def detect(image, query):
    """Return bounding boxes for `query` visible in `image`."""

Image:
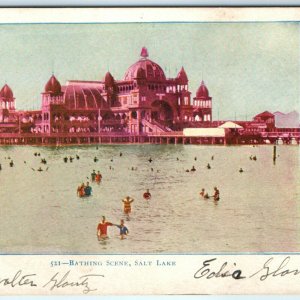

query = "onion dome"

[0,84,13,99]
[196,80,209,98]
[104,72,115,86]
[176,67,188,84]
[124,47,166,81]
[44,75,62,95]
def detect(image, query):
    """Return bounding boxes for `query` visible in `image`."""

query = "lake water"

[0,144,299,254]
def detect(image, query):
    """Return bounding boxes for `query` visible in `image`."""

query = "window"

[184,96,188,105]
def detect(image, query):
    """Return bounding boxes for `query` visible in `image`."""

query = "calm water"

[0,144,299,254]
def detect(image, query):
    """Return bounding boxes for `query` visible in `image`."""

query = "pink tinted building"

[0,47,298,145]
[0,47,212,137]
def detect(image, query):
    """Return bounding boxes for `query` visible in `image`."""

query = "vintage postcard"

[0,7,299,295]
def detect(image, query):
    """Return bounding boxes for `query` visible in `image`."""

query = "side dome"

[124,47,166,81]
[0,84,14,99]
[176,67,188,84]
[196,80,209,98]
[104,72,115,86]
[45,75,62,95]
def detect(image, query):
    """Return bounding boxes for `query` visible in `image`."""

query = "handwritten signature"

[249,256,300,281]
[194,256,300,281]
[0,270,104,294]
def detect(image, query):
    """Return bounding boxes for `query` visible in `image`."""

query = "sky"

[0,22,298,120]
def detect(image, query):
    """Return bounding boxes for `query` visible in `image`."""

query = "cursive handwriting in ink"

[43,270,104,294]
[194,258,245,280]
[0,270,37,287]
[250,256,300,281]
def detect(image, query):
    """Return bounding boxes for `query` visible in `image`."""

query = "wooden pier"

[0,131,299,146]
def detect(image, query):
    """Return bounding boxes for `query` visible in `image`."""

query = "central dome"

[124,47,166,81]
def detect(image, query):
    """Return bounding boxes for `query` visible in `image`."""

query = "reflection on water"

[0,144,299,254]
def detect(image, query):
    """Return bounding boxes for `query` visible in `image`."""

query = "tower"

[193,80,212,122]
[0,84,15,122]
[41,74,63,133]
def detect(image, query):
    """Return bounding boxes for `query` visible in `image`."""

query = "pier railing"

[0,132,144,138]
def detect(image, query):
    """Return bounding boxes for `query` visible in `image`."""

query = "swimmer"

[77,183,85,198]
[63,157,68,163]
[200,188,209,199]
[95,171,102,183]
[116,219,129,240]
[199,188,205,198]
[122,196,134,215]
[97,216,114,240]
[120,152,123,157]
[91,170,97,181]
[213,187,220,201]
[84,182,92,196]
[143,189,152,200]
[76,155,80,160]
[194,157,197,161]
[69,157,73,163]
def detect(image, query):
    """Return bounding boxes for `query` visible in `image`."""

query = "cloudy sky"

[0,22,298,120]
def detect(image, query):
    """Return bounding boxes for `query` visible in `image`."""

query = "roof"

[63,84,107,110]
[176,67,188,84]
[0,84,14,99]
[254,111,274,118]
[104,72,115,86]
[274,110,300,128]
[196,80,209,99]
[183,128,225,137]
[45,75,61,95]
[218,121,243,129]
[124,48,166,81]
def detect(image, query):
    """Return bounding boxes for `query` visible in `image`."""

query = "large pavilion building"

[0,47,298,145]
[0,47,212,137]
